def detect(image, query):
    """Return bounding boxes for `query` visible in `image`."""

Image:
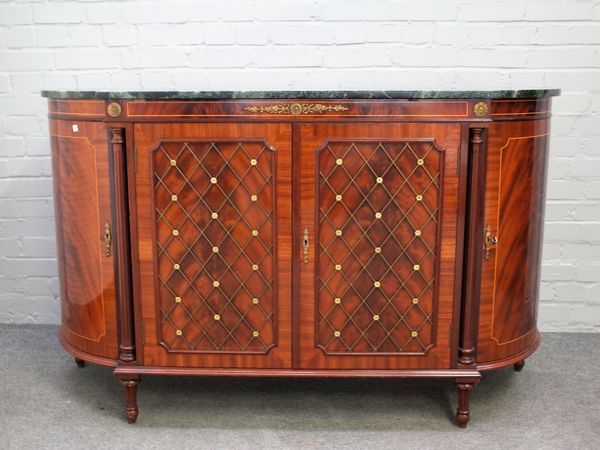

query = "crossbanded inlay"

[153,141,274,352]
[318,141,440,354]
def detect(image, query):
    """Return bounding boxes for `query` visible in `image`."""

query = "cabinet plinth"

[44,91,558,426]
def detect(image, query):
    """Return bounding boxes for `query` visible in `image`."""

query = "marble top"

[41,89,560,100]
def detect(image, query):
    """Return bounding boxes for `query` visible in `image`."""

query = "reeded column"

[110,127,135,363]
[458,127,487,367]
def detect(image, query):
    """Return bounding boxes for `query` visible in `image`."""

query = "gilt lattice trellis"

[153,141,275,352]
[317,140,441,354]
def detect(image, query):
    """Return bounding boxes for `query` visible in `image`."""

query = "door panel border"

[132,122,293,368]
[294,123,464,370]
[149,138,279,356]
[312,138,446,357]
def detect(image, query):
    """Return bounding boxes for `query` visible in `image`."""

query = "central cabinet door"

[133,123,292,368]
[296,123,462,369]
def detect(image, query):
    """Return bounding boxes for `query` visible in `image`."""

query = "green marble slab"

[41,90,560,100]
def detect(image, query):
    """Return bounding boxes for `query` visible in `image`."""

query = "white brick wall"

[0,0,599,331]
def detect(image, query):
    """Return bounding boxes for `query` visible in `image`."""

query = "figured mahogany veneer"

[50,120,119,360]
[476,120,549,365]
[297,124,461,370]
[134,123,293,369]
[45,94,556,427]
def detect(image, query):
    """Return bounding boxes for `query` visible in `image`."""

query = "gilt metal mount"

[244,103,349,115]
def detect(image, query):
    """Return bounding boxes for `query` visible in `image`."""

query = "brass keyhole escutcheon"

[104,222,112,257]
[484,224,497,260]
[302,227,310,263]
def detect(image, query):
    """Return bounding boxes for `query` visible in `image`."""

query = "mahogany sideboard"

[42,89,560,427]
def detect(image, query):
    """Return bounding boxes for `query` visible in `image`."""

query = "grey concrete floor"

[0,325,598,450]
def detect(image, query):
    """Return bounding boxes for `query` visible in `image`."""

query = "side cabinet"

[50,119,119,361]
[296,123,464,369]
[131,123,293,368]
[43,92,558,426]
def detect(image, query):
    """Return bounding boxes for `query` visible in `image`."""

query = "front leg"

[514,359,525,372]
[455,382,475,428]
[117,376,140,423]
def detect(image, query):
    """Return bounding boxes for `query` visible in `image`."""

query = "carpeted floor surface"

[0,325,598,449]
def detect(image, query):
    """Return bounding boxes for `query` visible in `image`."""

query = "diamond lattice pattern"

[318,141,440,353]
[153,141,274,352]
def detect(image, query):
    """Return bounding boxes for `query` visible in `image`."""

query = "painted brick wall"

[0,0,599,330]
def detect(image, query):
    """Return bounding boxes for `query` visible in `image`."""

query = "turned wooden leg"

[455,382,475,428]
[514,359,525,372]
[74,357,85,368]
[118,376,140,423]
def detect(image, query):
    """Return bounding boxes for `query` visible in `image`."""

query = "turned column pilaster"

[109,127,135,363]
[458,127,488,367]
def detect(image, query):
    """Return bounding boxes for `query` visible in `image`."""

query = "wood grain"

[132,123,293,368]
[47,98,552,123]
[109,127,136,363]
[458,127,487,367]
[296,123,463,370]
[476,119,549,364]
[50,119,118,360]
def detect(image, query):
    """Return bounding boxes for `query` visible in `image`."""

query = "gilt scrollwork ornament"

[244,103,349,115]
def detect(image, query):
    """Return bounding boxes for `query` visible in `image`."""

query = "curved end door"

[477,119,549,364]
[50,119,118,360]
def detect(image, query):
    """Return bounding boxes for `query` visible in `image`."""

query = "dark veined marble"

[41,89,560,100]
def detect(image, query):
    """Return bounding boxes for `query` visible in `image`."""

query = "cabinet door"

[297,123,462,369]
[133,123,292,368]
[476,119,549,364]
[50,119,118,360]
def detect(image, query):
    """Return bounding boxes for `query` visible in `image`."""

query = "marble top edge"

[41,89,561,100]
